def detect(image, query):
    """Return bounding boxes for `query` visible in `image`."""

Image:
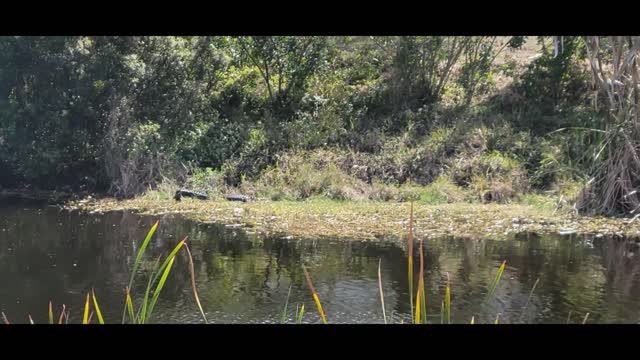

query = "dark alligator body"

[225,194,254,202]
[174,189,209,201]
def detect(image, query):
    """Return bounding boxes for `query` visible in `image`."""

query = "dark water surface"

[2,202,640,324]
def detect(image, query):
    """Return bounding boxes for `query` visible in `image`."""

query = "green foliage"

[0,36,229,194]
[507,36,592,133]
[451,150,529,203]
[457,37,499,106]
[389,37,468,111]
[417,176,466,204]
[235,36,328,119]
[126,123,163,157]
[185,167,224,193]
[0,36,607,205]
[254,152,368,201]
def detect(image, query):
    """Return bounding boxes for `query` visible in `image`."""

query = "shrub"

[452,150,529,203]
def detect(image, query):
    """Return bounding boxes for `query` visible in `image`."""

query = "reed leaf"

[146,255,177,322]
[48,301,53,325]
[418,239,426,324]
[184,243,208,324]
[445,272,451,324]
[126,287,135,324]
[122,220,159,323]
[303,265,327,324]
[519,278,540,321]
[485,260,507,302]
[128,221,159,289]
[83,292,90,324]
[92,288,105,324]
[58,304,66,325]
[378,258,387,324]
[281,284,293,324]
[408,202,414,318]
[149,238,187,288]
[138,266,156,323]
[415,283,422,325]
[140,237,187,319]
[297,304,305,324]
[138,256,162,324]
[420,277,426,324]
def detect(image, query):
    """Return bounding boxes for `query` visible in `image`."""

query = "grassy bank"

[67,194,640,241]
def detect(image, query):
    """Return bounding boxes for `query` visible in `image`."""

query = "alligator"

[174,189,209,201]
[225,194,255,202]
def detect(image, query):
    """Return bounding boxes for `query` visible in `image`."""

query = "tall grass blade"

[408,202,414,319]
[28,314,34,324]
[494,313,500,324]
[92,288,105,324]
[566,310,572,324]
[129,220,159,289]
[408,256,414,322]
[378,258,387,324]
[122,220,159,323]
[418,239,426,324]
[582,313,590,324]
[1,312,9,324]
[519,278,540,321]
[445,272,451,324]
[421,284,426,324]
[138,236,185,324]
[485,260,507,302]
[125,287,135,324]
[83,292,90,324]
[88,311,94,324]
[302,265,327,324]
[184,243,208,324]
[440,301,444,324]
[139,256,162,324]
[58,304,66,324]
[297,304,304,324]
[415,284,422,325]
[281,284,293,324]
[470,316,474,324]
[149,238,187,289]
[48,301,53,324]
[146,255,177,322]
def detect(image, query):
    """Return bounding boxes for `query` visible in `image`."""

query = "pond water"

[2,201,640,324]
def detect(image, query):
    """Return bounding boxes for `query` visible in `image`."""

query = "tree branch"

[238,37,274,102]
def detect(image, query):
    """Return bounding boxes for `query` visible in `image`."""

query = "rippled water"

[1,201,640,324]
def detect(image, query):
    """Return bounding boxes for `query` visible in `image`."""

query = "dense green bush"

[0,36,606,204]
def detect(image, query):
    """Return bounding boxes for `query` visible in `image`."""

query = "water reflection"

[1,203,640,323]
